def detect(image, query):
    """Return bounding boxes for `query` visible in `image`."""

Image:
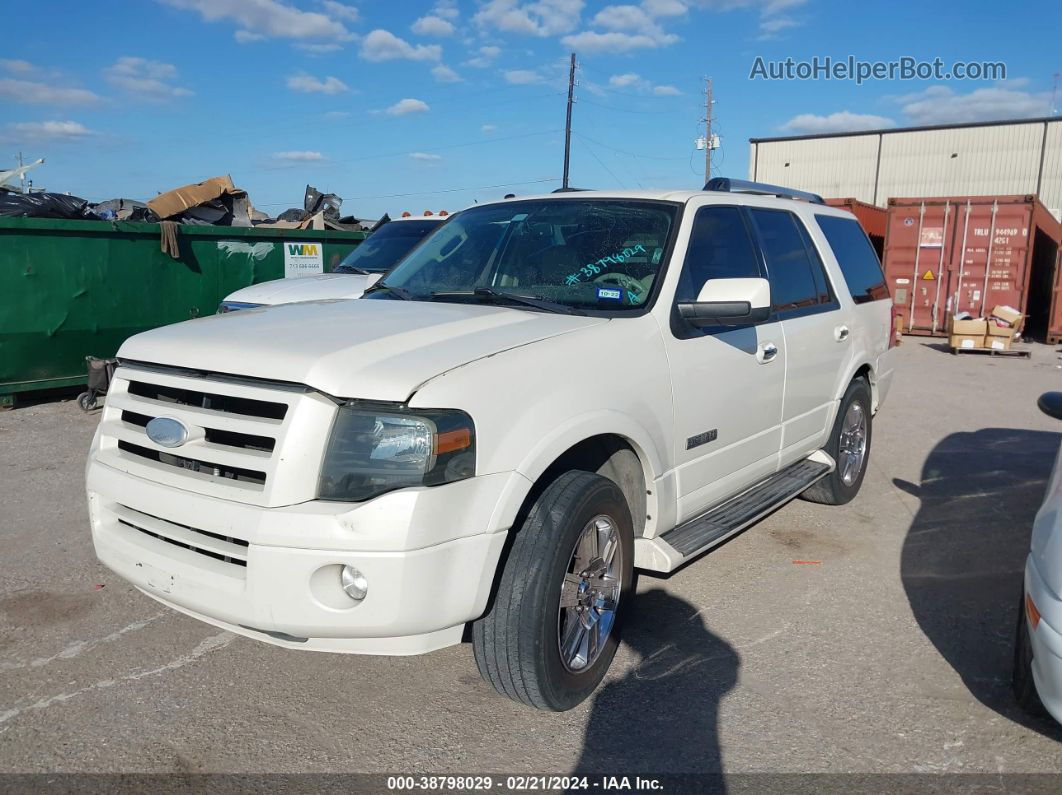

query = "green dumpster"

[0,217,365,408]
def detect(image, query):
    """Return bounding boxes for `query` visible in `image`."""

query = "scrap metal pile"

[0,175,366,231]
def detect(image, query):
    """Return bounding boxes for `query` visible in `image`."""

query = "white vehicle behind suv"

[87,179,895,710]
[217,215,445,312]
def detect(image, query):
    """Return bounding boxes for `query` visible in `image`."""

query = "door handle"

[758,342,778,363]
[834,325,850,342]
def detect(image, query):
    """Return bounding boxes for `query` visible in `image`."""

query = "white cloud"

[383,98,430,116]
[286,73,350,94]
[412,15,455,36]
[431,64,462,83]
[359,29,441,61]
[895,85,1052,125]
[0,59,35,74]
[409,151,443,162]
[234,29,266,42]
[505,69,543,85]
[606,72,682,95]
[609,72,643,88]
[642,0,688,16]
[433,0,460,19]
[482,123,498,133]
[592,4,657,31]
[474,0,584,37]
[561,29,677,52]
[104,57,193,100]
[0,78,100,106]
[7,120,95,140]
[296,42,344,53]
[272,150,326,162]
[757,15,798,38]
[159,0,351,40]
[781,111,895,134]
[464,45,501,68]
[320,0,359,22]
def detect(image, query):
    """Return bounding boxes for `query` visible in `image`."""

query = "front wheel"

[801,377,872,505]
[472,470,635,711]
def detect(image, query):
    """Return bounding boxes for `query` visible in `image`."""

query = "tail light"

[889,311,900,348]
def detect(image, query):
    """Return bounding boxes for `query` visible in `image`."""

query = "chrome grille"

[95,364,337,507]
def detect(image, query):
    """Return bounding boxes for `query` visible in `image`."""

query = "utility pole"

[703,77,713,183]
[562,52,577,190]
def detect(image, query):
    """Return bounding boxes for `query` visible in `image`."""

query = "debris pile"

[0,173,367,230]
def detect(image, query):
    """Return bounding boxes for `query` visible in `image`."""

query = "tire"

[77,392,97,412]
[472,470,635,711]
[1013,591,1049,717]
[801,377,872,506]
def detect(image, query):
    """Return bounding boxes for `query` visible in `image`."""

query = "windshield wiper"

[362,283,415,300]
[431,287,585,315]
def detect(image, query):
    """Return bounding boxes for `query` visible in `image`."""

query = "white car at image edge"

[217,215,445,312]
[1015,390,1062,726]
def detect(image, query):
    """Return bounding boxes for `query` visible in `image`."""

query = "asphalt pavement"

[2,338,1061,777]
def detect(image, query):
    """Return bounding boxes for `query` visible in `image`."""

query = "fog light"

[340,565,369,602]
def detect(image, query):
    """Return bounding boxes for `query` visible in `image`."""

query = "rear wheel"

[472,470,635,711]
[801,377,872,505]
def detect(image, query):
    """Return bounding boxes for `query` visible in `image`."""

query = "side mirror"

[677,277,771,328]
[1038,392,1062,421]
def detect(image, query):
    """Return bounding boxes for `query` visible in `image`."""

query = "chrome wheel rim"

[557,515,622,673]
[838,401,867,486]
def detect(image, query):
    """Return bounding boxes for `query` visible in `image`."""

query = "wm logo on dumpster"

[287,243,319,256]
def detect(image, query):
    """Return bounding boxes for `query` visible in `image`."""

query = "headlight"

[217,301,264,314]
[318,405,475,502]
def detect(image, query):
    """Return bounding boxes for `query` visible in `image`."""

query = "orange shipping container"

[883,195,1061,339]
[825,198,887,261]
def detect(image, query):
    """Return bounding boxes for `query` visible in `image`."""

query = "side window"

[795,218,834,304]
[749,208,820,313]
[674,206,762,302]
[815,214,888,304]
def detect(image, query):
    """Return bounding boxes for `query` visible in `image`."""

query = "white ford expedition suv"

[87,179,895,710]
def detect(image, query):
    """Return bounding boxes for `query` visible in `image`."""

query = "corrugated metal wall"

[749,119,1062,219]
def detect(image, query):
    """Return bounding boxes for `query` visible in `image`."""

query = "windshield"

[334,219,441,274]
[369,199,678,312]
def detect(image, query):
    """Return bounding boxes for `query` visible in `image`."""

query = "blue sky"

[3,0,1059,218]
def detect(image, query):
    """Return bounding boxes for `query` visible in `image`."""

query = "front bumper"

[1024,555,1062,724]
[88,458,518,655]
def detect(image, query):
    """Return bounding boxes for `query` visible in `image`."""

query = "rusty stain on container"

[882,195,1061,339]
[825,198,887,261]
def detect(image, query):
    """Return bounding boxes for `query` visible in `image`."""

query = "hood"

[224,273,381,305]
[119,299,607,402]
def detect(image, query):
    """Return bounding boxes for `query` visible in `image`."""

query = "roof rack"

[704,177,824,205]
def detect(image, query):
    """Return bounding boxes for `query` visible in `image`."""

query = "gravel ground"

[1,338,1061,778]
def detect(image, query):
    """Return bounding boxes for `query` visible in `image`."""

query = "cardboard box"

[950,334,984,350]
[949,317,988,336]
[147,175,240,219]
[986,319,1016,338]
[990,305,1023,327]
[984,334,1013,351]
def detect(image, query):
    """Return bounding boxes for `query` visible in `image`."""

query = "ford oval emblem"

[145,417,188,448]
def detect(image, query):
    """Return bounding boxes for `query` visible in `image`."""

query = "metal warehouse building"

[748,116,1062,219]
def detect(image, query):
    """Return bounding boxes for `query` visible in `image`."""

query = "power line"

[311,176,561,202]
[572,131,690,162]
[574,135,625,189]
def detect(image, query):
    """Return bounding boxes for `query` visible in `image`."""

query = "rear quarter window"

[815,214,888,304]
